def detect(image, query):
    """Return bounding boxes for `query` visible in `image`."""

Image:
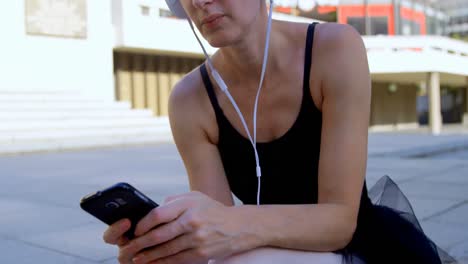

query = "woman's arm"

[168,69,234,206]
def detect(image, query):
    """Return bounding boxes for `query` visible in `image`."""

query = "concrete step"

[0,101,131,110]
[0,109,153,120]
[0,91,172,154]
[0,117,169,132]
[0,96,108,102]
[0,132,174,155]
[0,91,125,103]
[0,90,83,96]
[0,123,171,141]
[0,93,108,101]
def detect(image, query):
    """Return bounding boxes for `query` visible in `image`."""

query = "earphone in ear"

[165,0,188,18]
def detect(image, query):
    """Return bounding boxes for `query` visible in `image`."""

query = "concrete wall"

[0,0,115,99]
[370,82,419,127]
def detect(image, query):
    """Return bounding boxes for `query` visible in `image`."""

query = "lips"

[201,14,224,25]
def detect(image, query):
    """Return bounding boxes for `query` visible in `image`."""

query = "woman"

[103,0,457,263]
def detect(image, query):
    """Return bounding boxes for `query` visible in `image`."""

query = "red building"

[338,3,426,35]
[273,0,445,36]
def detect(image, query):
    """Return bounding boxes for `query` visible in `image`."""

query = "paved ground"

[0,131,467,263]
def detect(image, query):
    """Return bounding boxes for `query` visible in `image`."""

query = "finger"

[134,199,189,237]
[117,247,135,264]
[163,191,200,204]
[146,248,209,264]
[117,236,130,247]
[132,234,195,264]
[103,219,131,245]
[163,194,185,204]
[122,220,186,259]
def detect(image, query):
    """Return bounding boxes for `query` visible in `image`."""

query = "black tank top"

[199,22,329,205]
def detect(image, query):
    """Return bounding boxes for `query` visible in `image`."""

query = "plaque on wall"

[25,0,87,38]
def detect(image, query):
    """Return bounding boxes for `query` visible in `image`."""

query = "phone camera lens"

[105,202,120,209]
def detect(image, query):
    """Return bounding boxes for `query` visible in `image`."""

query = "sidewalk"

[0,131,467,263]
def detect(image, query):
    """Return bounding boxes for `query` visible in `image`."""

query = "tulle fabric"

[341,175,458,264]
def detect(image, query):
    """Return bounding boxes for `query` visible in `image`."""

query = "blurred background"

[0,0,468,154]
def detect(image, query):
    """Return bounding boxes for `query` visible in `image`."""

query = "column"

[427,72,442,135]
[146,56,159,116]
[115,53,132,104]
[364,0,371,35]
[464,77,468,124]
[132,54,146,109]
[392,0,400,35]
[158,56,170,116]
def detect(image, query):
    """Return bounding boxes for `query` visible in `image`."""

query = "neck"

[213,16,283,88]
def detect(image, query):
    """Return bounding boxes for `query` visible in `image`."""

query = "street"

[0,132,467,263]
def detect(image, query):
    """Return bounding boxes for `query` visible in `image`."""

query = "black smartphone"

[80,182,159,239]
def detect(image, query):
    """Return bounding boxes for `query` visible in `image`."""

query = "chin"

[206,38,232,48]
[204,34,235,48]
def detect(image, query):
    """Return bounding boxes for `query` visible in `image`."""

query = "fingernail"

[132,256,141,263]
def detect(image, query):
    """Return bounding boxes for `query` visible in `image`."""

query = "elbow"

[333,217,357,251]
[316,214,357,252]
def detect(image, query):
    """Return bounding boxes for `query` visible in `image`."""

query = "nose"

[192,0,214,9]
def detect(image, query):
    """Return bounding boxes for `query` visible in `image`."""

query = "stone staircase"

[0,91,173,155]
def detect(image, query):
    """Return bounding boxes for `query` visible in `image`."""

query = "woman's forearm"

[229,204,357,253]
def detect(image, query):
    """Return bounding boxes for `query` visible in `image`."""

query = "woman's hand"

[117,191,250,264]
[102,218,134,264]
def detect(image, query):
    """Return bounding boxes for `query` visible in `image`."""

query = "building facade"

[0,0,115,99]
[270,0,468,130]
[273,0,449,36]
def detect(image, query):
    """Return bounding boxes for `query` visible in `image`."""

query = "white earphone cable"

[187,0,274,206]
[254,0,274,205]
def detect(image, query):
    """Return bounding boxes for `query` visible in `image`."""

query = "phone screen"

[80,182,159,239]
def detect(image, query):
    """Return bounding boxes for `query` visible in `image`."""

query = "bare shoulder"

[314,22,370,95]
[315,22,365,53]
[169,63,213,115]
[169,66,202,110]
[168,64,212,135]
[315,22,368,70]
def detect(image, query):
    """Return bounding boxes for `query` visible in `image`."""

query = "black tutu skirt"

[339,175,459,264]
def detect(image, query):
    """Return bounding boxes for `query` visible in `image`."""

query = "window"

[159,8,174,18]
[348,17,366,35]
[140,5,150,16]
[348,16,388,35]
[370,17,388,35]
[401,18,414,35]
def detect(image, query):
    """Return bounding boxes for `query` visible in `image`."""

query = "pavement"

[0,129,467,263]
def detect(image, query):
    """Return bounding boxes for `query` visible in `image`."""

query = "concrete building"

[364,34,468,133]
[336,0,448,36]
[273,0,468,133]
